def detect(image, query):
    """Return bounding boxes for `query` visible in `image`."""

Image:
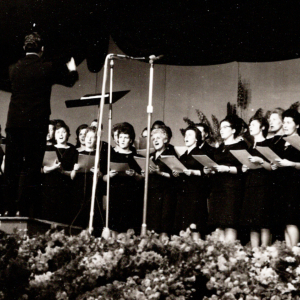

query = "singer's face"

[119,133,131,149]
[113,130,119,146]
[220,121,235,140]
[55,127,68,145]
[47,124,55,141]
[197,126,207,139]
[283,117,299,136]
[249,120,262,137]
[184,130,197,147]
[268,113,282,133]
[151,133,167,151]
[85,131,96,149]
[79,128,87,146]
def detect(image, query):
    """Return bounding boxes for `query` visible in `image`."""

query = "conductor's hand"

[172,170,180,177]
[248,156,263,164]
[126,169,136,176]
[242,165,249,173]
[271,163,278,170]
[67,57,77,71]
[215,165,230,173]
[275,158,295,167]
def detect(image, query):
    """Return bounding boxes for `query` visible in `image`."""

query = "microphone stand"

[141,56,155,236]
[104,59,114,233]
[88,54,111,234]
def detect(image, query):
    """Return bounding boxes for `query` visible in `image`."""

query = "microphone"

[108,54,145,60]
[149,55,164,61]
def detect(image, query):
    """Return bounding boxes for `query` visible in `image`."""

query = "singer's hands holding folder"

[248,156,263,164]
[203,166,214,174]
[274,158,297,168]
[43,159,61,173]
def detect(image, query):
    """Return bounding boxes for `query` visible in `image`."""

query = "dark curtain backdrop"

[1,0,300,85]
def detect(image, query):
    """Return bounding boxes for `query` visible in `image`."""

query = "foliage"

[2,228,300,299]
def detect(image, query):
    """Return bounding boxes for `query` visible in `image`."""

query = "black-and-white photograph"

[0,1,300,299]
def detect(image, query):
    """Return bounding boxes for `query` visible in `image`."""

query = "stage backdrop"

[1,38,300,146]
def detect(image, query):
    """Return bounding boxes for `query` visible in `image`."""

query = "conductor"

[4,32,79,216]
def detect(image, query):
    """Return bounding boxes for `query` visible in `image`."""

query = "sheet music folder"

[65,90,130,108]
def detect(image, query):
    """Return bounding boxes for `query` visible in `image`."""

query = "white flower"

[285,256,296,263]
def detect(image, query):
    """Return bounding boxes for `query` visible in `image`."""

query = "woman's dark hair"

[75,124,88,148]
[24,32,43,53]
[182,126,203,147]
[141,127,148,137]
[112,123,121,137]
[220,115,243,139]
[151,120,165,130]
[118,123,136,145]
[55,120,70,140]
[249,116,269,138]
[282,109,300,132]
[194,122,210,140]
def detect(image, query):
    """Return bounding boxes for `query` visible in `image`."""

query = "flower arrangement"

[1,228,300,299]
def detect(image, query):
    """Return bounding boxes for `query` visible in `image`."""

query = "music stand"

[65,90,130,108]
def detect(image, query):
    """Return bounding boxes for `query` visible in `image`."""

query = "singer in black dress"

[73,127,107,231]
[104,123,143,234]
[206,115,247,242]
[271,109,300,247]
[240,115,273,247]
[147,126,178,234]
[41,121,77,223]
[174,126,210,236]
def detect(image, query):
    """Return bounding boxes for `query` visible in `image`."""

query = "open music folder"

[134,156,157,171]
[77,154,95,173]
[43,151,58,167]
[283,135,300,151]
[159,155,187,172]
[230,149,262,169]
[192,155,219,169]
[256,146,282,166]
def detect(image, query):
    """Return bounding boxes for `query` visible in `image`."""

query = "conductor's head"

[24,32,43,54]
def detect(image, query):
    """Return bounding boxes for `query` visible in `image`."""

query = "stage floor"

[0,216,82,236]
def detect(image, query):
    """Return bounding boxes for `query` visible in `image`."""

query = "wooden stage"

[0,216,83,236]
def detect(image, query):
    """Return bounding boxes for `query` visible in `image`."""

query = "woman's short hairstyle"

[55,120,70,140]
[112,123,121,137]
[75,124,88,147]
[249,116,269,138]
[151,120,165,130]
[151,126,170,145]
[282,109,300,126]
[220,115,244,139]
[85,126,97,136]
[182,126,203,147]
[270,108,285,120]
[118,123,136,145]
[194,123,210,140]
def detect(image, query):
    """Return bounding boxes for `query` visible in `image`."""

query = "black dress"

[72,149,106,231]
[147,146,178,234]
[174,147,209,235]
[208,140,248,228]
[40,145,78,224]
[240,139,272,229]
[271,136,300,229]
[107,149,143,233]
